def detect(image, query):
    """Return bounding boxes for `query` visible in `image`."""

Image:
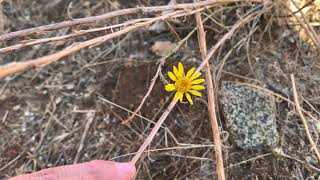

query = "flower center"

[175,77,191,93]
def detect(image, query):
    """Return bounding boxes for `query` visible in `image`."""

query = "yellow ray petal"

[186,93,193,105]
[186,67,195,78]
[179,93,184,103]
[191,79,205,85]
[174,91,182,101]
[168,71,177,81]
[188,90,202,97]
[191,85,205,90]
[178,63,184,77]
[173,65,180,77]
[190,72,202,80]
[165,84,176,91]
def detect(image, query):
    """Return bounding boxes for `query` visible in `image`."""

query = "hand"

[10,160,136,180]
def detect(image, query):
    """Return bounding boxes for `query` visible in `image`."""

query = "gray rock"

[219,82,279,149]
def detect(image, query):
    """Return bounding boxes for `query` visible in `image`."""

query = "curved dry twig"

[0,18,151,53]
[0,0,261,42]
[0,9,203,78]
[131,99,178,164]
[291,74,320,162]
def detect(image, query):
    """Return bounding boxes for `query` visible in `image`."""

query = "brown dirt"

[1,0,320,179]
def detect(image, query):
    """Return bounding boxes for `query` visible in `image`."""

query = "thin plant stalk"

[195,11,225,180]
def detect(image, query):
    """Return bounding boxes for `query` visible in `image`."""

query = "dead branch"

[131,100,178,164]
[284,1,320,49]
[290,74,320,162]
[0,152,25,172]
[0,0,261,42]
[195,10,225,180]
[195,4,268,73]
[0,9,201,78]
[74,112,95,164]
[0,18,151,53]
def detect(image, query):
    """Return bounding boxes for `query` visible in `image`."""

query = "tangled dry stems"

[1,0,320,179]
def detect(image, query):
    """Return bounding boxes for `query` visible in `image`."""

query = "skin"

[9,160,136,180]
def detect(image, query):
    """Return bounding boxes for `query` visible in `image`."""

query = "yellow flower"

[165,63,205,105]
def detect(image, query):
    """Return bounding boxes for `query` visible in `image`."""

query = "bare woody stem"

[131,100,178,164]
[0,1,264,78]
[195,11,225,180]
[290,74,320,162]
[0,18,150,53]
[0,9,202,78]
[0,0,261,42]
[194,3,272,74]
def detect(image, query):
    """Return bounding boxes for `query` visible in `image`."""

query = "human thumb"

[10,160,136,180]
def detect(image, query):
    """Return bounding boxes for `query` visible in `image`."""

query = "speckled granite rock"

[220,82,279,149]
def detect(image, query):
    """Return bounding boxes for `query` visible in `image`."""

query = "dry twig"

[0,18,150,53]
[284,1,320,49]
[0,1,264,78]
[235,82,319,124]
[195,9,262,73]
[111,144,215,160]
[290,74,320,162]
[74,112,95,164]
[0,152,25,172]
[0,0,261,42]
[280,151,320,172]
[195,10,225,180]
[0,9,201,78]
[131,100,178,164]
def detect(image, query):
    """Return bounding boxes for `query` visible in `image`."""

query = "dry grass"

[0,0,319,179]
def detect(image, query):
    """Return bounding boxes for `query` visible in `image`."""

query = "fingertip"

[10,160,136,180]
[89,160,136,179]
[115,162,136,177]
